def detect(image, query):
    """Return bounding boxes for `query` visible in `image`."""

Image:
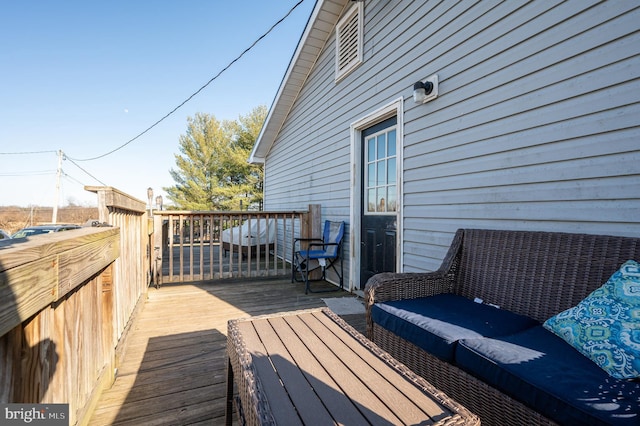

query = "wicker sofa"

[365,228,640,426]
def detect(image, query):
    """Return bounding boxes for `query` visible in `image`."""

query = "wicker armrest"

[364,229,464,339]
[364,270,454,340]
[365,229,463,306]
[364,270,453,305]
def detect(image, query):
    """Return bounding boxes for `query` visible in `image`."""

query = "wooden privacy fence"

[152,205,321,285]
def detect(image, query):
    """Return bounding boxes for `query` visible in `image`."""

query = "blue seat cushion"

[456,326,640,425]
[370,294,539,362]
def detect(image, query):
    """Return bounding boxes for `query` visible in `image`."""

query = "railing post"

[304,204,322,280]
[153,214,164,288]
[304,204,322,240]
[85,185,148,340]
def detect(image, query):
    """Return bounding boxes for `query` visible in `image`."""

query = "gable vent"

[335,2,363,82]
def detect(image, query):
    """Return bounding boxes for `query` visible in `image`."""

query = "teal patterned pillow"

[543,259,640,379]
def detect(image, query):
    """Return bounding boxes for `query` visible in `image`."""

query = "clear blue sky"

[0,0,315,208]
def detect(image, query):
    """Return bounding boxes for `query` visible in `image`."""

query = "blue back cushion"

[370,294,538,362]
[323,221,344,257]
[456,326,640,425]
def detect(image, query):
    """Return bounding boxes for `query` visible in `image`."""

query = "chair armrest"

[293,237,323,251]
[307,242,338,250]
[364,270,454,306]
[300,242,339,260]
[364,229,465,338]
[364,270,455,340]
[294,237,323,243]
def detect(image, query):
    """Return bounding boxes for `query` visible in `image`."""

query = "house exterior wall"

[262,0,640,288]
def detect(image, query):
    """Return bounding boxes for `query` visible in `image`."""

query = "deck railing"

[87,186,150,338]
[152,205,321,285]
[0,228,121,425]
[0,186,150,425]
[0,187,150,425]
[0,185,321,424]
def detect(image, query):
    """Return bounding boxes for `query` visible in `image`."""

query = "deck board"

[88,278,365,425]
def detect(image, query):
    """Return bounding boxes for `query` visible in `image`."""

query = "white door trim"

[349,97,404,294]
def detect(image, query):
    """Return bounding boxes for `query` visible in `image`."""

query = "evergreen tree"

[165,106,266,210]
[227,105,266,209]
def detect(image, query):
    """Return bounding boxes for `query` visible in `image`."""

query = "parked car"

[11,224,81,238]
[0,230,11,240]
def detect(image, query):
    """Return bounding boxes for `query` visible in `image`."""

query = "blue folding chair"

[291,220,345,294]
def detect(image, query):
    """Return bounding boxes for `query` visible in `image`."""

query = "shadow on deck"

[89,278,365,425]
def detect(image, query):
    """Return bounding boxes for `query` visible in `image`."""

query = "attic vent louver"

[335,2,363,82]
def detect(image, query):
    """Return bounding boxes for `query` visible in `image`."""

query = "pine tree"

[164,106,266,210]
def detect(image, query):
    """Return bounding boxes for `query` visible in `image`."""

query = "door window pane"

[377,135,386,159]
[368,163,375,187]
[387,159,396,184]
[376,161,386,186]
[377,188,386,212]
[388,130,396,156]
[367,188,376,212]
[387,185,397,212]
[367,138,375,162]
[364,125,397,215]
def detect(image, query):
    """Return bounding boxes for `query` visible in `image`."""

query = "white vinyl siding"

[260,0,640,285]
[401,0,640,272]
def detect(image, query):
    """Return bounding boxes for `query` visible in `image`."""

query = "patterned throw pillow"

[543,259,640,379]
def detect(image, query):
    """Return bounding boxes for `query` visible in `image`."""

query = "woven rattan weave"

[365,228,640,426]
[226,308,480,425]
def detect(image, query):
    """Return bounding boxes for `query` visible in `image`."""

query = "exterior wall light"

[413,74,439,104]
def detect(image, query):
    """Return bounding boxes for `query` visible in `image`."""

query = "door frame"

[349,97,404,294]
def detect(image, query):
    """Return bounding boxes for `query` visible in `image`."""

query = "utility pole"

[52,150,63,224]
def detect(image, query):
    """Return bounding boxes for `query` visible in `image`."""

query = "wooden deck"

[88,278,365,425]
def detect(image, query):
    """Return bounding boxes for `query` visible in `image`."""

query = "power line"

[0,150,57,155]
[0,148,106,192]
[65,155,107,185]
[69,0,306,162]
[62,172,86,187]
[0,170,56,177]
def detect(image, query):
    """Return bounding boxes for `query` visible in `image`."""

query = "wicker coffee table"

[226,308,479,425]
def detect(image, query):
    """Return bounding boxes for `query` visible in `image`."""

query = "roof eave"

[249,0,349,164]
